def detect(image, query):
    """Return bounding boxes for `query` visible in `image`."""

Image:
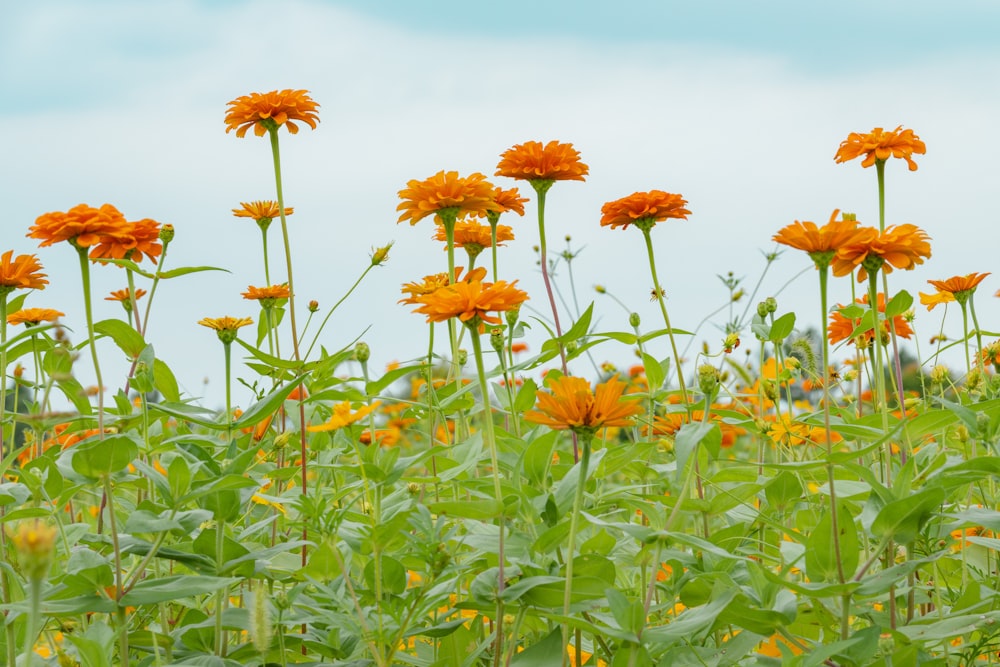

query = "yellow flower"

[198,316,253,344]
[307,401,381,432]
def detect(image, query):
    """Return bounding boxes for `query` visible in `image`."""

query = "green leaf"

[71,435,139,479]
[363,555,406,595]
[642,351,666,392]
[68,621,115,667]
[674,422,719,482]
[768,311,797,342]
[514,378,538,414]
[521,430,557,488]
[153,358,180,402]
[509,628,564,667]
[427,499,503,520]
[93,318,146,359]
[871,487,945,544]
[558,302,594,343]
[156,265,230,279]
[231,378,306,429]
[805,502,859,582]
[120,575,237,606]
[884,289,913,318]
[765,471,803,510]
[366,362,425,396]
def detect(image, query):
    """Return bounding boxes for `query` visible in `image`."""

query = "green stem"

[532,183,568,373]
[469,329,505,665]
[104,474,129,661]
[561,433,592,667]
[140,239,171,338]
[260,225,272,287]
[959,301,972,375]
[214,520,227,656]
[969,295,985,375]
[24,576,42,667]
[876,160,886,233]
[866,273,891,484]
[303,264,375,361]
[77,246,106,435]
[641,228,689,410]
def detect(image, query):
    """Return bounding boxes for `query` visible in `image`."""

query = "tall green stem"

[532,183,568,372]
[866,273,891,484]
[641,228,689,410]
[77,247,105,435]
[876,160,886,232]
[561,432,592,667]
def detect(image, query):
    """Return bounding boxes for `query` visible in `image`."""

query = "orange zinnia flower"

[6,308,64,326]
[828,293,913,345]
[830,224,931,281]
[106,288,147,302]
[397,171,500,225]
[413,274,528,325]
[242,284,291,301]
[926,272,990,305]
[398,269,464,305]
[434,220,514,249]
[0,251,48,292]
[491,187,529,218]
[772,210,868,269]
[307,401,381,432]
[495,140,589,182]
[834,125,926,171]
[28,203,130,248]
[600,190,690,231]
[89,218,163,265]
[524,374,643,435]
[233,201,293,223]
[225,89,320,137]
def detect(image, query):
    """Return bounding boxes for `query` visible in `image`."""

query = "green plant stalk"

[359,358,386,646]
[489,220,500,281]
[23,574,42,667]
[140,238,172,336]
[303,263,375,360]
[77,246,106,436]
[1,297,18,667]
[104,474,129,661]
[561,431,592,667]
[260,225,272,287]
[866,273,891,481]
[876,160,886,232]
[969,294,985,375]
[531,182,568,373]
[641,228,690,411]
[214,520,227,656]
[468,329,506,666]
[959,300,972,374]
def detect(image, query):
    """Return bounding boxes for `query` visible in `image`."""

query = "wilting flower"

[28,203,130,248]
[495,140,589,182]
[0,250,48,293]
[225,89,320,137]
[198,316,253,344]
[435,220,514,250]
[524,374,643,435]
[925,272,990,305]
[829,293,913,345]
[834,125,926,171]
[233,201,293,226]
[772,210,868,270]
[830,224,931,281]
[242,284,291,302]
[919,290,955,311]
[600,190,691,231]
[7,308,64,326]
[397,171,500,225]
[306,401,381,432]
[412,273,528,325]
[89,218,163,265]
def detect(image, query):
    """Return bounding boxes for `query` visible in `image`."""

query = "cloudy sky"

[5,0,999,409]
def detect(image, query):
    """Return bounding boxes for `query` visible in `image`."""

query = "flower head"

[233,201,293,227]
[834,125,926,171]
[225,89,320,137]
[495,140,589,182]
[0,251,48,292]
[600,190,690,231]
[772,210,868,270]
[28,203,130,248]
[399,271,453,306]
[6,308,64,326]
[919,290,955,311]
[831,224,931,281]
[412,272,528,325]
[435,220,514,250]
[491,187,529,218]
[397,171,500,225]
[926,272,990,306]
[89,217,163,265]
[306,401,381,432]
[198,316,253,344]
[829,293,913,346]
[9,520,58,580]
[524,374,643,436]
[242,284,291,303]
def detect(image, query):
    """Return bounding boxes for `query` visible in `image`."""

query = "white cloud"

[6,0,998,408]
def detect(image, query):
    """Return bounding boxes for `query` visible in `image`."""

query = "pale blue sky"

[5,1,999,407]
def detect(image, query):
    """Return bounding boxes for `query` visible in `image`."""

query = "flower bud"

[490,327,504,354]
[629,312,641,328]
[370,242,393,266]
[10,520,57,580]
[308,299,319,313]
[456,349,467,367]
[764,297,777,314]
[505,306,520,327]
[594,285,606,294]
[159,223,175,243]
[354,342,370,363]
[697,364,720,397]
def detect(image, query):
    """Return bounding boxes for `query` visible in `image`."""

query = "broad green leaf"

[871,487,945,544]
[558,302,594,343]
[231,378,306,429]
[769,311,796,342]
[363,555,406,595]
[514,378,538,414]
[674,422,719,482]
[884,289,913,318]
[427,499,502,520]
[642,351,666,392]
[509,628,564,667]
[366,362,425,396]
[765,470,803,510]
[153,357,180,402]
[120,575,237,606]
[805,502,859,582]
[93,318,146,359]
[71,435,139,478]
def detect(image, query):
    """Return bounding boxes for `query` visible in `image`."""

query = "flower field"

[3,90,1000,666]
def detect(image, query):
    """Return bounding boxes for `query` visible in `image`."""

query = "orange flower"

[524,374,643,434]
[434,220,514,249]
[242,284,291,301]
[233,201,293,223]
[88,218,163,265]
[926,272,990,304]
[397,171,500,225]
[495,140,589,182]
[647,410,746,447]
[830,224,931,281]
[0,251,48,292]
[834,125,926,171]
[28,203,130,248]
[412,276,528,325]
[399,271,453,305]
[7,308,64,326]
[307,401,381,432]
[198,316,253,344]
[511,342,528,354]
[225,89,320,138]
[106,288,147,302]
[491,187,528,217]
[919,290,954,311]
[600,190,690,231]
[829,293,913,345]
[772,210,869,269]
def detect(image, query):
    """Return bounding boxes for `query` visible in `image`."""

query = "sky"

[4,0,1000,410]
